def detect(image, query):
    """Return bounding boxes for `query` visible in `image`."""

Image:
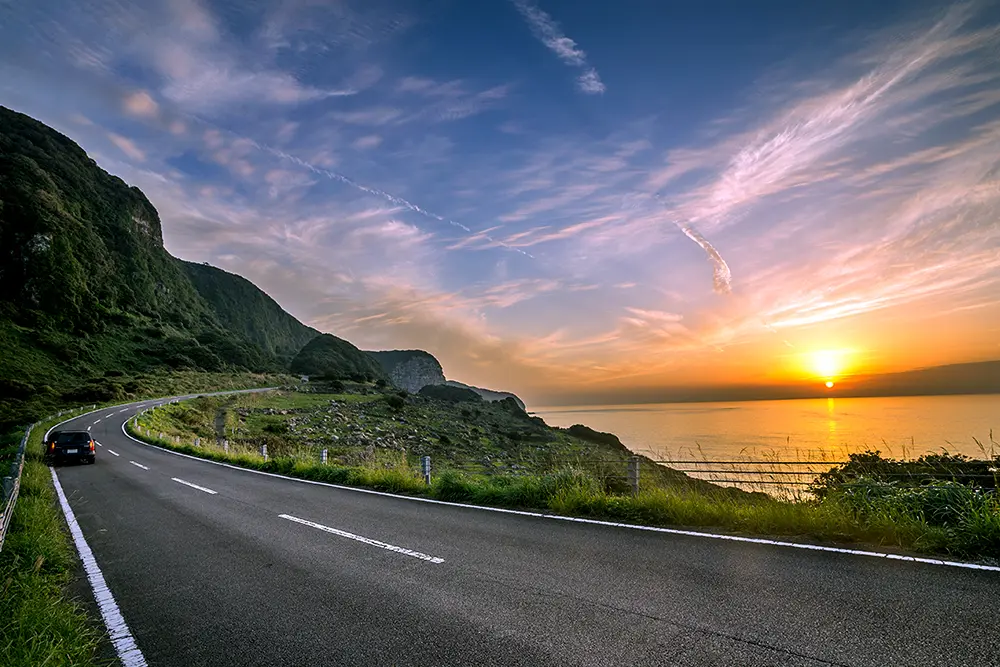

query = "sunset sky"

[2,0,999,405]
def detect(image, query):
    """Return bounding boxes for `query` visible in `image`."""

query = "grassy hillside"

[291,334,388,382]
[130,385,724,494]
[181,261,319,364]
[0,107,363,429]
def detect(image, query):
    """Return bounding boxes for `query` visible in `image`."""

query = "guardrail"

[0,406,99,552]
[0,426,31,552]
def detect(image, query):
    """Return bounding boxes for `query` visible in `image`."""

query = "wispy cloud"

[6,0,1000,402]
[122,90,159,118]
[646,3,1000,231]
[510,0,605,94]
[107,132,145,161]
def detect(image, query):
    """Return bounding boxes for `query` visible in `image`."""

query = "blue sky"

[2,0,999,404]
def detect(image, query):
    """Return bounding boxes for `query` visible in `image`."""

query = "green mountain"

[291,334,388,382]
[0,107,215,333]
[180,261,318,365]
[0,106,368,427]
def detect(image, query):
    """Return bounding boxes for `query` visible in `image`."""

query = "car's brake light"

[49,442,54,451]
[89,440,95,451]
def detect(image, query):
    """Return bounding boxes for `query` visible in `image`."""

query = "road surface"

[51,397,1000,666]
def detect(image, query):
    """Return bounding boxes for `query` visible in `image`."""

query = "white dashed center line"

[171,478,217,495]
[278,514,445,564]
[129,461,148,470]
[107,450,119,457]
[94,419,102,424]
[95,441,103,447]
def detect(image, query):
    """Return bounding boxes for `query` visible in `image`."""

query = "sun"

[812,350,842,378]
[805,349,851,386]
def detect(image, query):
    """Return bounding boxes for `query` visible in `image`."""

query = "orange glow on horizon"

[803,349,854,384]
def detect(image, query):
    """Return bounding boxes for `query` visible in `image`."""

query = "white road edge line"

[129,461,148,470]
[107,450,120,457]
[120,420,1000,573]
[171,478,217,495]
[50,468,148,667]
[279,514,444,563]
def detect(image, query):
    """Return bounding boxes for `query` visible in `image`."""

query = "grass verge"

[127,402,1000,561]
[0,410,110,667]
[1,383,285,667]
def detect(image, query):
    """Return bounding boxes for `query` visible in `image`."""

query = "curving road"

[50,396,1000,666]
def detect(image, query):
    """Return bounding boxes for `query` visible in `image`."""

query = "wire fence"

[129,403,1000,500]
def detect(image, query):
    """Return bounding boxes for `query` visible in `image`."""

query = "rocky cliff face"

[368,349,526,407]
[368,350,446,393]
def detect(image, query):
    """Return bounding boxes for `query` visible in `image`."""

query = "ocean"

[533,394,1000,462]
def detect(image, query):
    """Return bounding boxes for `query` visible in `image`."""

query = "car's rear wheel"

[88,456,96,464]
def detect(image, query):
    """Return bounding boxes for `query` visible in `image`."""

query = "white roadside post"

[261,443,268,461]
[422,456,431,485]
[628,456,640,496]
[321,449,328,464]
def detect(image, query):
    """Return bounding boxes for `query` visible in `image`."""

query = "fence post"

[261,443,268,461]
[628,456,640,495]
[321,448,328,464]
[422,455,431,485]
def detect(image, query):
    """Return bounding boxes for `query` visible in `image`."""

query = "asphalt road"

[51,397,1000,667]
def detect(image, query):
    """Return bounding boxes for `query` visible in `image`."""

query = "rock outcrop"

[368,350,445,393]
[368,349,527,408]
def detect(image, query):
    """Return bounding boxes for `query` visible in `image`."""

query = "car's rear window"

[54,432,91,444]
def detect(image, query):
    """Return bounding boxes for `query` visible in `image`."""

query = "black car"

[45,430,96,464]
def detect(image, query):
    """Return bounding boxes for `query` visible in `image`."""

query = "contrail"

[248,139,536,258]
[623,193,732,294]
[676,223,732,294]
[274,146,731,292]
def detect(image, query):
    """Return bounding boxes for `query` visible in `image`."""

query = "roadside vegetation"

[129,384,1000,560]
[0,411,110,667]
[1,375,289,666]
[0,361,295,433]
